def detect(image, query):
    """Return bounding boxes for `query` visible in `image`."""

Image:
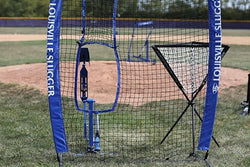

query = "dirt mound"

[0,61,249,104]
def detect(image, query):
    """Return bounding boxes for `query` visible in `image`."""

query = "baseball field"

[0,27,250,166]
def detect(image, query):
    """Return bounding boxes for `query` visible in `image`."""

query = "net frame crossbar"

[152,42,229,156]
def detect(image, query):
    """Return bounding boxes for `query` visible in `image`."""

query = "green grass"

[1,27,249,37]
[223,29,250,36]
[210,85,250,167]
[0,83,57,166]
[0,41,46,67]
[0,27,47,34]
[0,40,117,67]
[222,45,250,71]
[0,83,249,167]
[1,40,249,72]
[81,44,116,61]
[0,27,249,68]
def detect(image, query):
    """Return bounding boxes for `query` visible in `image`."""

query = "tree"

[237,0,250,10]
[0,0,49,17]
[167,0,194,19]
[34,1,50,17]
[0,0,249,20]
[221,0,230,9]
[117,0,139,18]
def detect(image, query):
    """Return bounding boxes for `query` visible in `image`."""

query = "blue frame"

[127,21,154,62]
[74,0,120,114]
[47,0,120,154]
[198,0,223,151]
[47,0,68,153]
[48,0,222,154]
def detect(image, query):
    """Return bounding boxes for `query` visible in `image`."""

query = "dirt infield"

[0,62,249,104]
[1,34,250,45]
[0,34,47,42]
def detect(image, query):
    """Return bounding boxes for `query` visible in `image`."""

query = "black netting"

[57,0,217,164]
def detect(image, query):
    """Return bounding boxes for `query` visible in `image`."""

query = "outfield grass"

[223,29,250,36]
[1,40,250,72]
[0,27,46,34]
[0,41,47,67]
[0,40,117,67]
[0,27,249,68]
[1,27,250,36]
[222,45,250,70]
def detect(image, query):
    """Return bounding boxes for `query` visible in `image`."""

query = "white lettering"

[47,48,53,53]
[213,0,222,83]
[46,3,57,97]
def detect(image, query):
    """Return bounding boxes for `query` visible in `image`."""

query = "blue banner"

[198,0,222,150]
[47,0,68,153]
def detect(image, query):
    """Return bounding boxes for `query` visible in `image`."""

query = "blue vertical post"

[128,24,136,62]
[198,0,222,150]
[87,99,95,151]
[83,102,87,139]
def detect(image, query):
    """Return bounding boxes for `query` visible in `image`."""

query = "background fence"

[0,17,249,29]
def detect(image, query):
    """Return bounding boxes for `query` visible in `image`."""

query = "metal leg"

[191,102,196,155]
[190,48,196,155]
[88,99,95,152]
[247,74,250,115]
[160,103,191,144]
[57,153,63,167]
